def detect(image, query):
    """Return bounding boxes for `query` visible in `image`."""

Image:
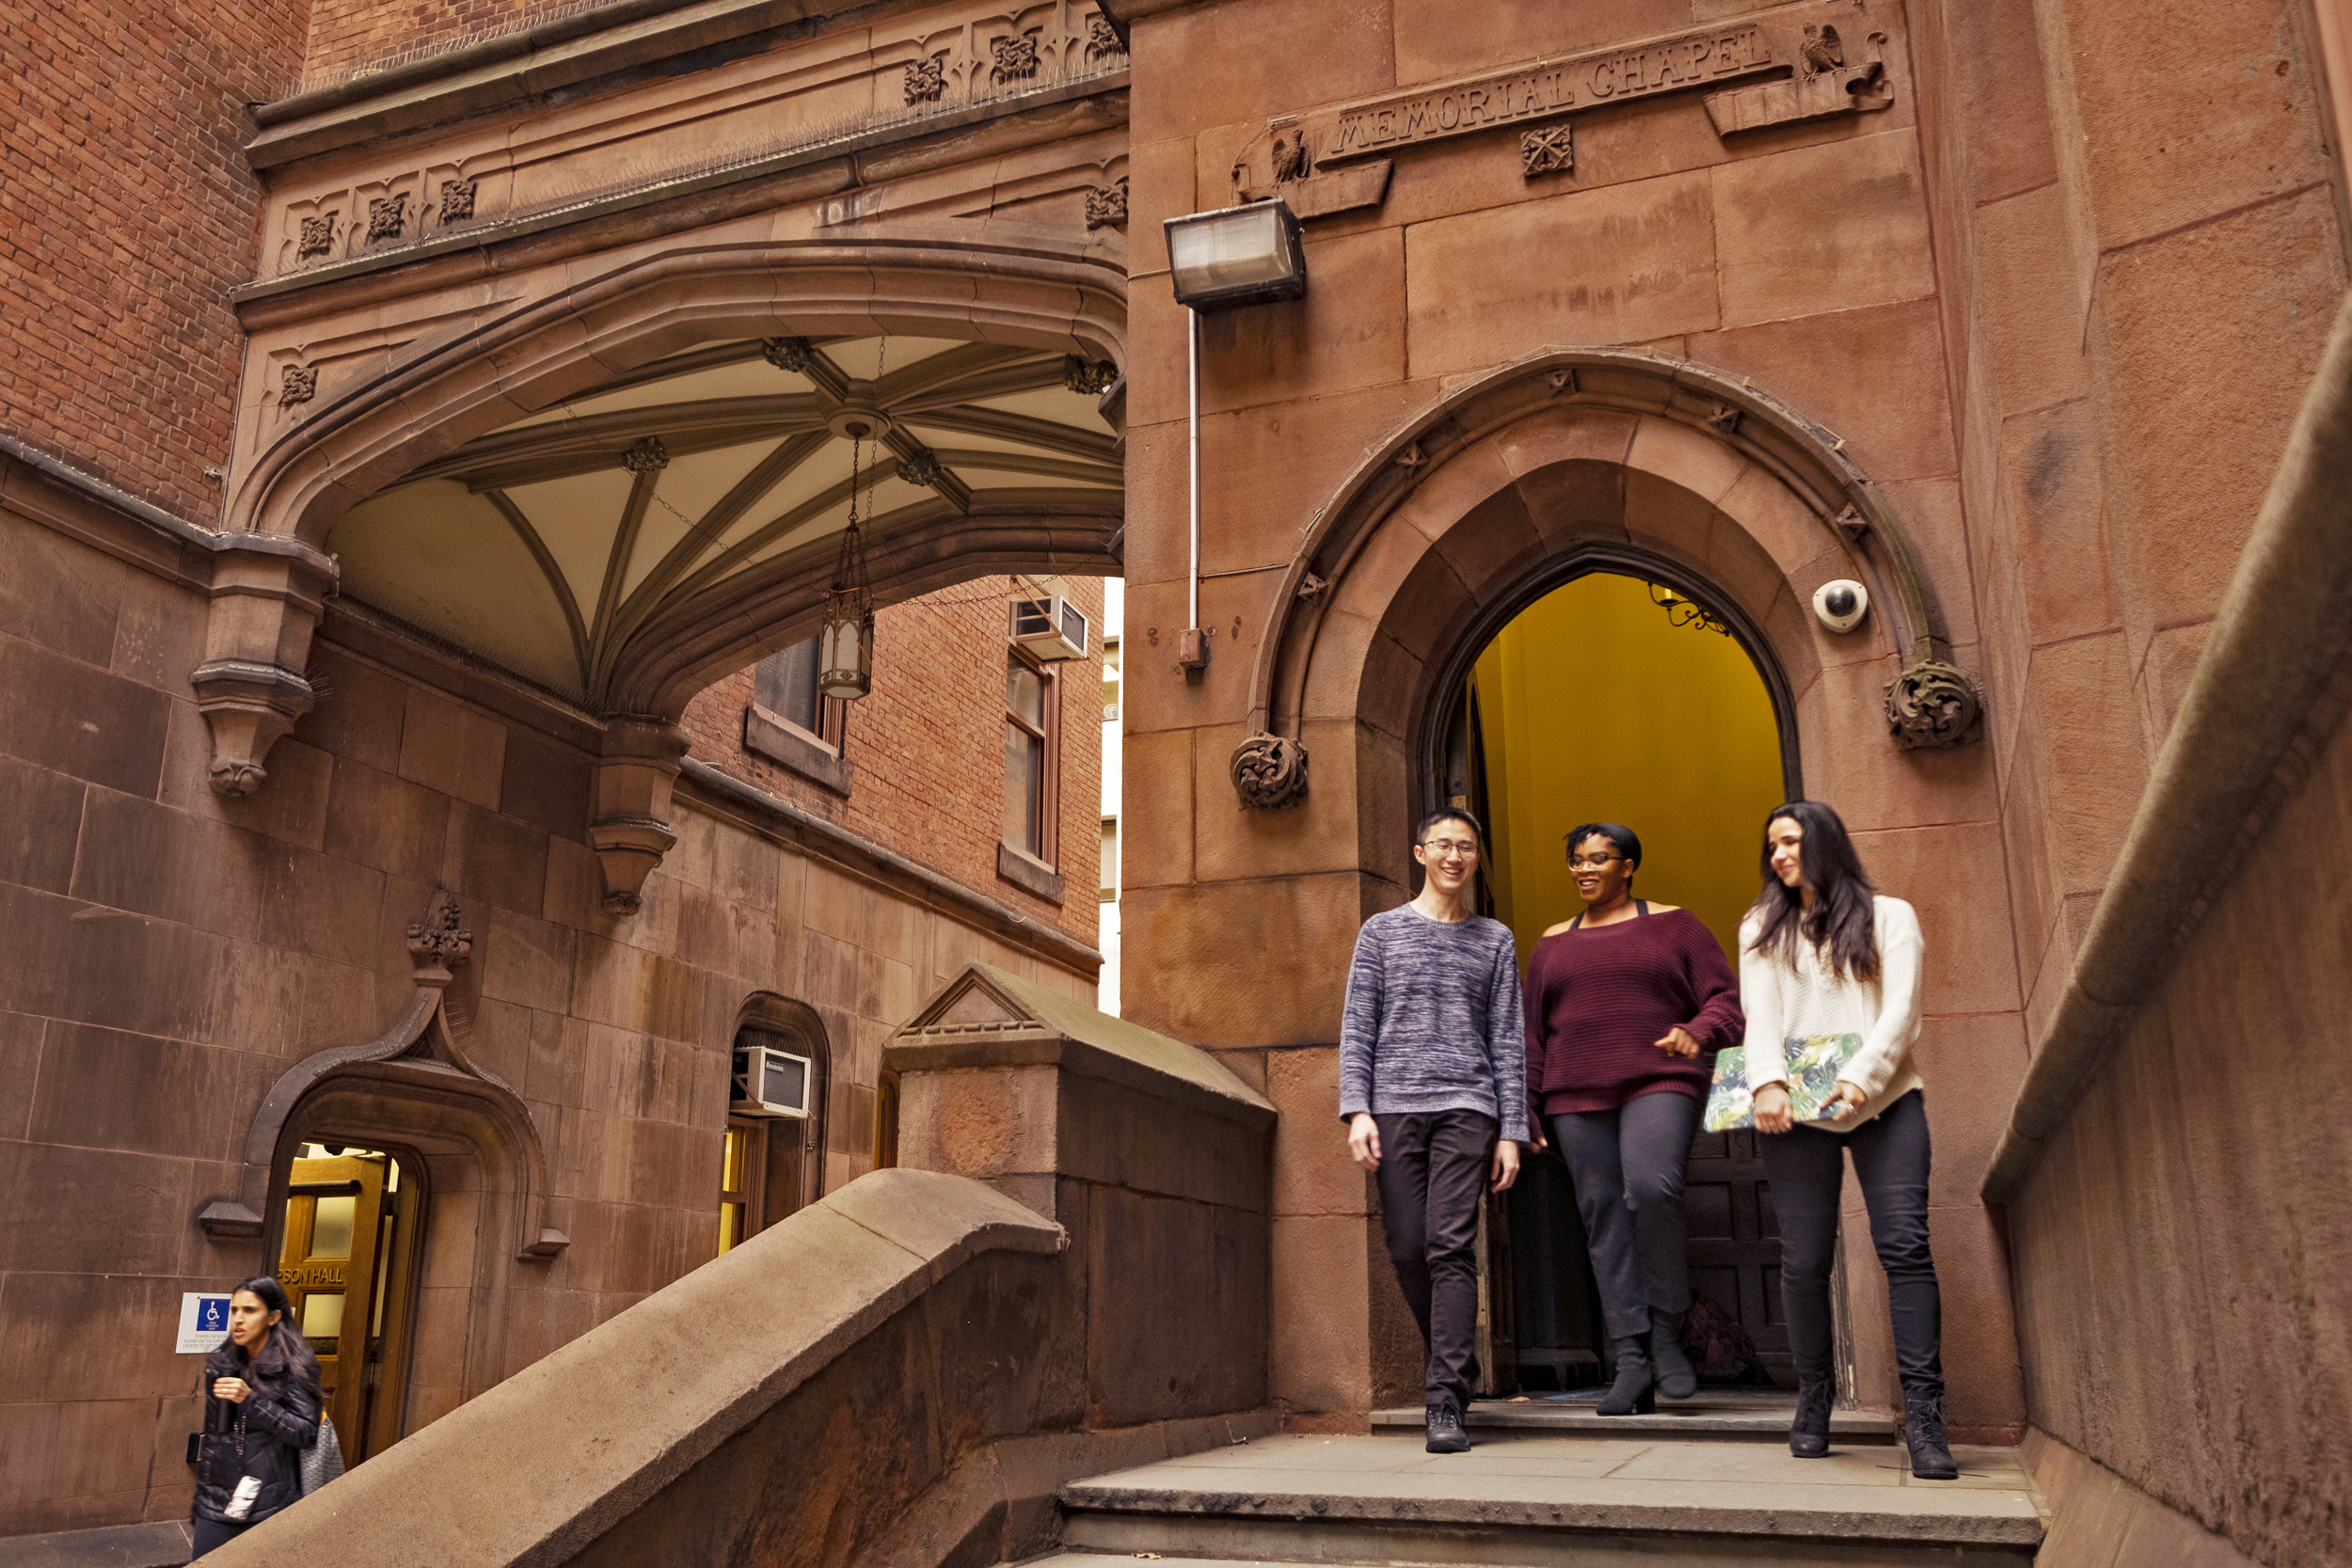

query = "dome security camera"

[1812,578,1868,634]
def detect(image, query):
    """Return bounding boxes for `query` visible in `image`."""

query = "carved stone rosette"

[1884,657,1984,751]
[1231,732,1310,811]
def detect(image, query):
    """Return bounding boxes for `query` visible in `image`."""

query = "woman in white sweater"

[1738,800,1955,1481]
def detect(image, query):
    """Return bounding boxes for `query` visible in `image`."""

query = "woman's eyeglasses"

[1568,854,1623,872]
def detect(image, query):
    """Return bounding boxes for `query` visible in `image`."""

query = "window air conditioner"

[1009,595,1089,660]
[731,1043,813,1118]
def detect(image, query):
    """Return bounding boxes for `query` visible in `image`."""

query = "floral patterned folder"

[1702,1033,1864,1132]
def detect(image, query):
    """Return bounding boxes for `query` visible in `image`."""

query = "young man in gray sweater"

[1341,806,1528,1453]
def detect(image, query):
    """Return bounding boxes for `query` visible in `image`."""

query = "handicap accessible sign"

[177,1292,232,1354]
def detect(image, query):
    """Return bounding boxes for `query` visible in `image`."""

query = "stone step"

[1055,1432,2043,1567]
[1371,1392,1900,1444]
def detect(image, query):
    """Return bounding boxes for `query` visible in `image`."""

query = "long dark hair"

[1745,800,1879,981]
[228,1275,321,1386]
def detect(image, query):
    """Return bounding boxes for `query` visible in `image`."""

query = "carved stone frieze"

[1707,403,1741,436]
[280,364,317,405]
[904,55,946,103]
[1884,657,1984,751]
[990,32,1041,86]
[1520,124,1573,179]
[622,435,670,473]
[256,3,1134,283]
[896,451,944,486]
[1084,176,1128,230]
[1084,12,1124,69]
[367,191,409,243]
[1232,733,1311,811]
[296,214,337,260]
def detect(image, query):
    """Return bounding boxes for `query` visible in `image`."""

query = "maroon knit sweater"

[1521,908,1744,1123]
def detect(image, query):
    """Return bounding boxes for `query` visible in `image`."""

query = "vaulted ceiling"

[327,336,1122,706]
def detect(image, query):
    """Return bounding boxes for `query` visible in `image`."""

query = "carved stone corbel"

[591,717,691,913]
[1231,732,1310,811]
[1884,658,1984,750]
[192,536,340,798]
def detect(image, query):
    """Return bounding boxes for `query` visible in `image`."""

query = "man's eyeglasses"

[1421,838,1480,858]
[1568,854,1624,872]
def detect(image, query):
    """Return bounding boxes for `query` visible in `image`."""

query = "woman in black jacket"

[191,1277,322,1557]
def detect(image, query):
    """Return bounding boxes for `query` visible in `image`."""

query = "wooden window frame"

[998,649,1065,903]
[747,637,852,794]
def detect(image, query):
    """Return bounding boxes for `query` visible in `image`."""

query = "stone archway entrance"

[1131,346,1991,1420]
[1422,559,1797,1397]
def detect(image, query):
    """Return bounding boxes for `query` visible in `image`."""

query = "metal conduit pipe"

[1981,288,2352,1203]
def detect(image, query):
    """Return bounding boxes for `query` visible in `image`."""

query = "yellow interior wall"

[1474,574,1786,968]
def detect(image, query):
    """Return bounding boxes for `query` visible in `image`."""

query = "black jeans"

[191,1517,253,1558]
[1372,1109,1495,1412]
[1757,1088,1944,1400]
[1549,1089,1699,1340]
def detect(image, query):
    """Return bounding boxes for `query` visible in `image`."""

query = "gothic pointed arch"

[1227,347,1981,810]
[197,893,567,1263]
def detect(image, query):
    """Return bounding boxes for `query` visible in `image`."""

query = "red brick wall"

[300,0,605,89]
[0,0,309,521]
[680,576,1106,952]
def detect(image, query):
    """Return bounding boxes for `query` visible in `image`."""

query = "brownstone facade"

[5,0,2352,1563]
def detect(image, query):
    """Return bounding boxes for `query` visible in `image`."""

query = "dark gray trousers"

[1758,1088,1944,1400]
[1549,1090,1699,1339]
[1372,1109,1495,1412]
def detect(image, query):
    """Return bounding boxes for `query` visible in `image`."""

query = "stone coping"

[1059,1433,2045,1548]
[250,0,946,166]
[204,1169,1061,1567]
[891,962,1276,1125]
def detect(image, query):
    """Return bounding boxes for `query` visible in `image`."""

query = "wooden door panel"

[279,1156,387,1464]
[1682,1127,1790,1385]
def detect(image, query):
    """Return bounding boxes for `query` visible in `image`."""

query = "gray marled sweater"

[1338,904,1529,1135]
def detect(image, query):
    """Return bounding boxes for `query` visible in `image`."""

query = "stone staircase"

[1027,1396,2047,1567]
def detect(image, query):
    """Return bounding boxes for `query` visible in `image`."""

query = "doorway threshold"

[1371,1391,1898,1444]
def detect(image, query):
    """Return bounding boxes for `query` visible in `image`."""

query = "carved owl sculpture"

[1271,131,1311,183]
[1802,24,1845,75]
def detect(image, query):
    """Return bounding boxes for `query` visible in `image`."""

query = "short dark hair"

[1415,806,1484,845]
[1565,821,1641,871]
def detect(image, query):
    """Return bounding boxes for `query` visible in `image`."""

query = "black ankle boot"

[1902,1392,1958,1479]
[1424,1400,1470,1454]
[1597,1336,1655,1416]
[1788,1378,1833,1458]
[1649,1307,1697,1401]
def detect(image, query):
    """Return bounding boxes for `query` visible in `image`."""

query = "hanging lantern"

[819,432,876,701]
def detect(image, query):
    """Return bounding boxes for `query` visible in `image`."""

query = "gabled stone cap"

[888,964,1275,1125]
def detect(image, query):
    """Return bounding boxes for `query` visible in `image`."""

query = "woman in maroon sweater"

[1525,822,1743,1414]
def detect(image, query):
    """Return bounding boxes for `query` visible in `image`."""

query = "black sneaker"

[1424,1401,1470,1454]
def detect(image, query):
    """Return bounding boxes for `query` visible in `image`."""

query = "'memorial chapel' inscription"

[1308,24,1774,163]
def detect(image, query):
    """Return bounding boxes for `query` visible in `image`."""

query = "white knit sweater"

[1738,895,1925,1131]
